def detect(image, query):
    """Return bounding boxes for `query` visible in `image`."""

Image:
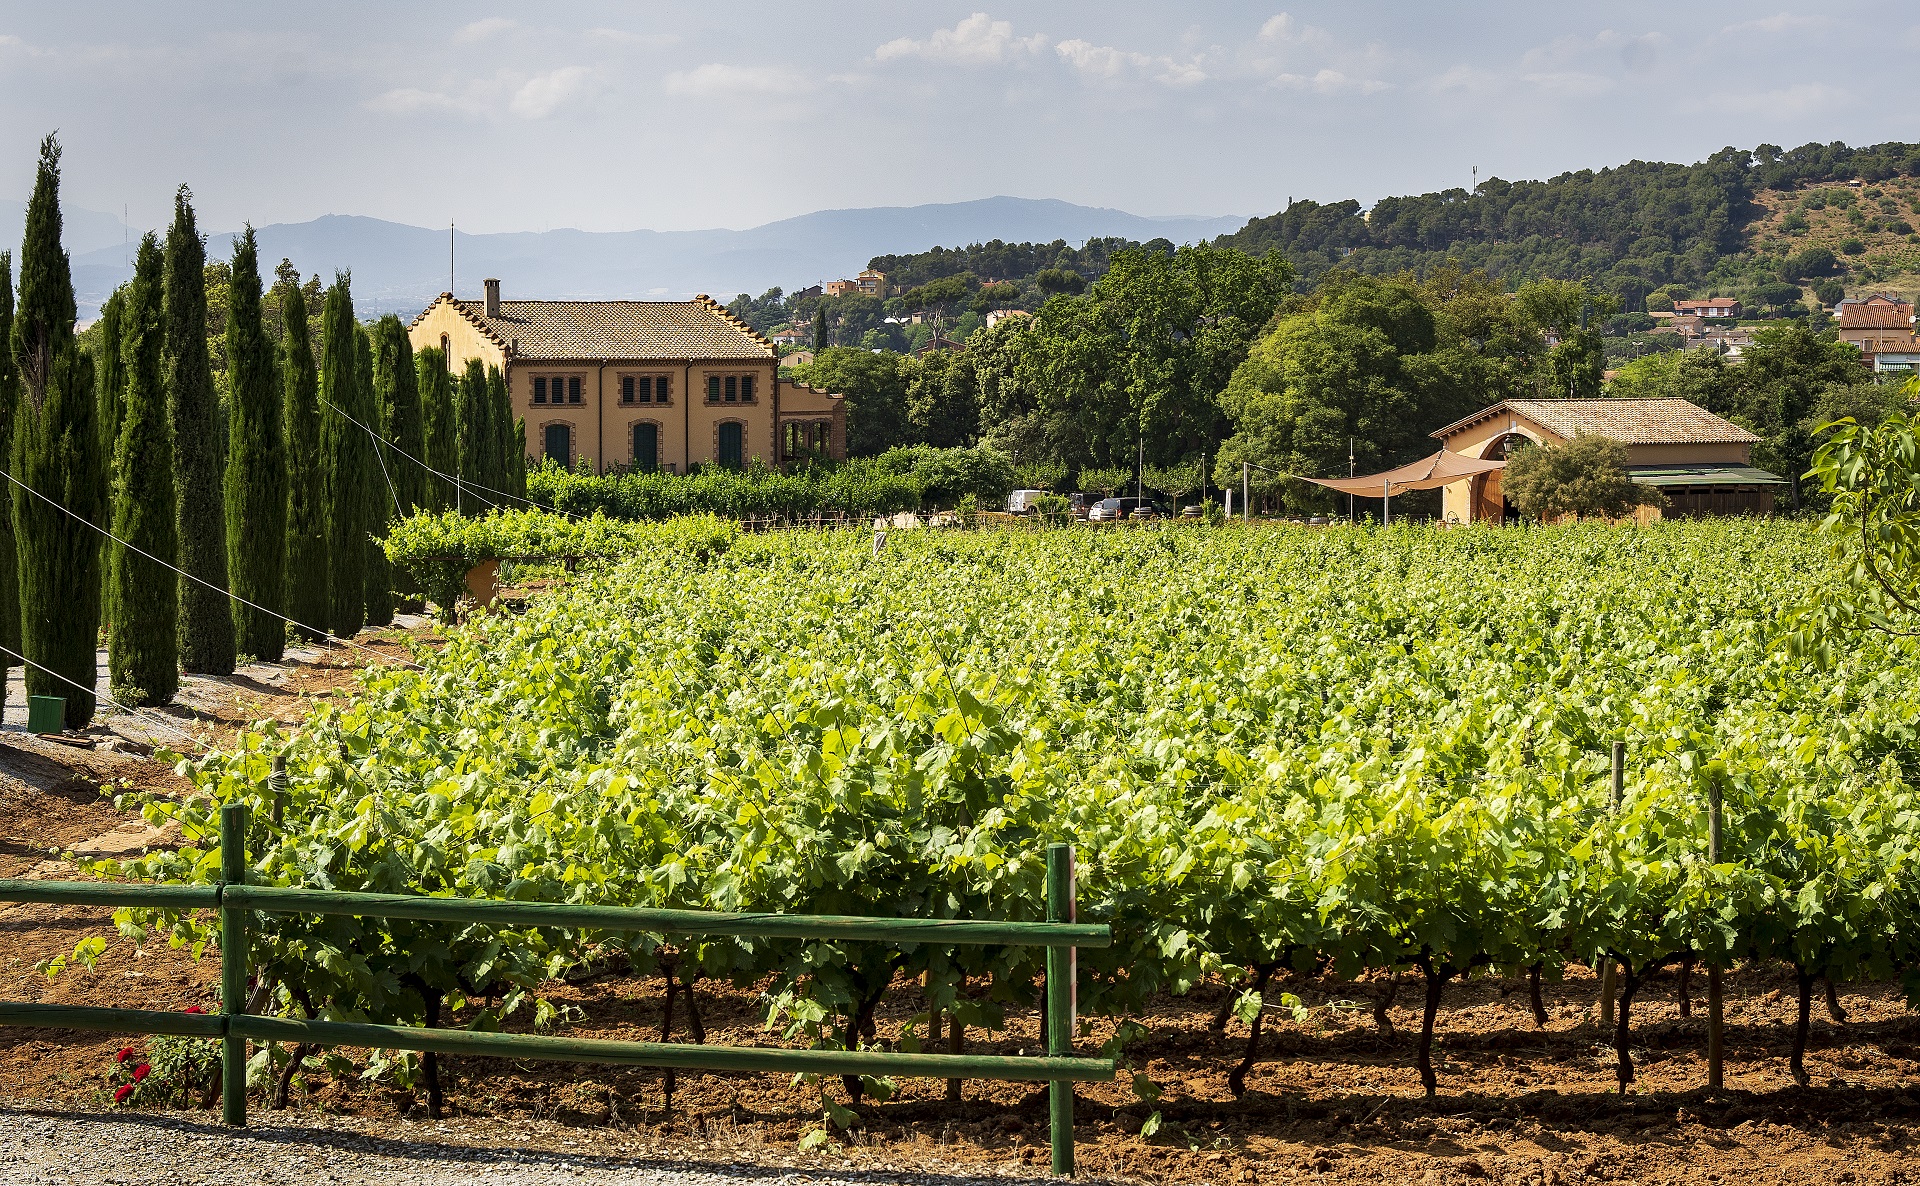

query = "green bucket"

[26,695,64,734]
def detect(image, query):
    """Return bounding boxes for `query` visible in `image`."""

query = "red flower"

[113,1084,132,1103]
[131,1064,150,1082]
[184,1006,204,1015]
[116,1047,134,1063]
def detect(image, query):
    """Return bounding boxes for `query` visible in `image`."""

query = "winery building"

[408,280,846,474]
[1432,398,1788,524]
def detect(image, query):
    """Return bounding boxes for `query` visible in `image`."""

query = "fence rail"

[0,805,1112,1176]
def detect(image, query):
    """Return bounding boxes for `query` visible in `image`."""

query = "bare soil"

[4,619,1920,1184]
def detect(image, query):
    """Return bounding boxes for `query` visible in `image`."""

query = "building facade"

[1835,294,1916,360]
[1432,398,1786,524]
[408,280,846,474]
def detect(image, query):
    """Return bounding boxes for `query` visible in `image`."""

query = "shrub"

[1841,238,1868,255]
[1502,434,1666,521]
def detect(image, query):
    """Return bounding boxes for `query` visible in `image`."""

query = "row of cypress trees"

[3,134,528,725]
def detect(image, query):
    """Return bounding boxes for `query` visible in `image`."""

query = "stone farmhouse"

[1433,397,1787,524]
[409,280,845,474]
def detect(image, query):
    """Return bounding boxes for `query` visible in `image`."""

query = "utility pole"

[450,221,455,294]
[1136,435,1143,502]
[1242,461,1249,524]
[1348,437,1355,522]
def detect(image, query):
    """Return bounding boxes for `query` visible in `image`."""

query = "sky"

[0,3,1910,236]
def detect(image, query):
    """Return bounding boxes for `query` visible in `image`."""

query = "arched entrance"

[1468,431,1533,524]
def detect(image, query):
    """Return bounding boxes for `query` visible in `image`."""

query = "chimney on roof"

[484,278,501,318]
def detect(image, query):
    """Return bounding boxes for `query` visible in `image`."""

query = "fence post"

[1046,842,1076,1177]
[220,801,249,1127]
[1707,777,1724,1089]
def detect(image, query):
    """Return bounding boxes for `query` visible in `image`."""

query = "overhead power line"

[0,468,424,672]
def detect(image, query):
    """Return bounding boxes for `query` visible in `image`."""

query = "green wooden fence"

[0,804,1114,1176]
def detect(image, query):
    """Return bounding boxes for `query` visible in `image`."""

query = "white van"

[1006,489,1049,515]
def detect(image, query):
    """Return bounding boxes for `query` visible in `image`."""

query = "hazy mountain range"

[0,197,1245,321]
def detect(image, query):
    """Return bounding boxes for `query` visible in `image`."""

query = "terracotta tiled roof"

[1431,398,1761,445]
[419,294,774,361]
[1837,301,1914,329]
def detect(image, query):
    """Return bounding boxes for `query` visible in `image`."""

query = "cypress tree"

[415,347,457,511]
[358,323,393,627]
[375,317,426,516]
[0,252,18,695]
[9,135,105,728]
[108,234,178,705]
[222,228,286,661]
[318,275,365,637]
[94,289,127,458]
[487,364,513,491]
[455,357,493,508]
[813,305,827,350]
[511,416,528,499]
[280,277,326,641]
[164,186,234,675]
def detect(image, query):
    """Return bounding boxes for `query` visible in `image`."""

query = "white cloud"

[1721,13,1822,35]
[1257,13,1332,51]
[875,13,1047,65]
[1270,68,1388,96]
[365,87,465,115]
[455,18,516,44]
[663,62,811,97]
[1055,39,1206,86]
[510,65,598,117]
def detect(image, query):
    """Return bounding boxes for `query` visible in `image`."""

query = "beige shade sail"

[1300,448,1504,496]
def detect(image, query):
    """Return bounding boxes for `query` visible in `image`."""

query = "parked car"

[1090,497,1164,522]
[1068,493,1091,520]
[1006,489,1049,515]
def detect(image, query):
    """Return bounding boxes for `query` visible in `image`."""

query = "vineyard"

[65,514,1920,1135]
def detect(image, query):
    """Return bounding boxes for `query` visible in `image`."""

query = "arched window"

[440,333,450,362]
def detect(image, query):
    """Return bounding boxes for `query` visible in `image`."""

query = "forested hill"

[1212,140,1920,309]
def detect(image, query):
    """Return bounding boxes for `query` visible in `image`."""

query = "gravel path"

[0,1107,1060,1186]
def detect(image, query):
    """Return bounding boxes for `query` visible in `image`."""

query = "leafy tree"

[1717,322,1870,507]
[357,323,393,628]
[9,135,105,727]
[165,185,235,675]
[280,277,326,642]
[1502,435,1664,521]
[415,348,457,510]
[1211,272,1472,511]
[901,349,978,448]
[1794,389,1920,653]
[1034,268,1086,296]
[222,228,286,661]
[899,275,972,325]
[791,348,907,456]
[318,275,366,637]
[108,234,178,703]
[1021,242,1294,471]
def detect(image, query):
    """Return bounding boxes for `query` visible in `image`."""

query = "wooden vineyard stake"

[1707,777,1724,1090]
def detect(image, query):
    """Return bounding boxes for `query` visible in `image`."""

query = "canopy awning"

[1300,449,1504,496]
[1626,464,1788,488]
